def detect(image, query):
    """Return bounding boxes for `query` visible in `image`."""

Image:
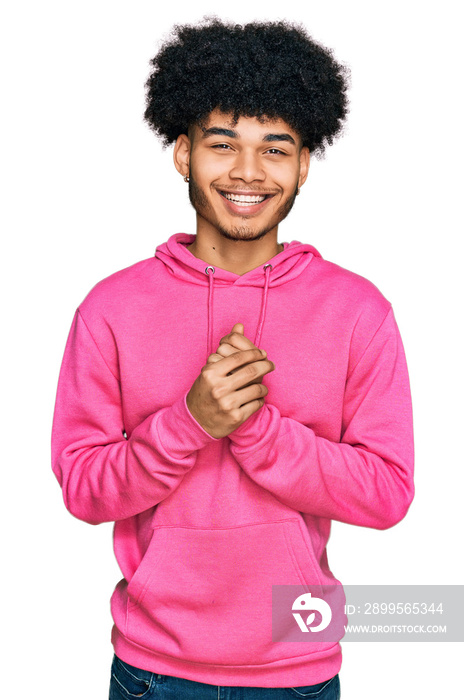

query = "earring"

[184,175,190,183]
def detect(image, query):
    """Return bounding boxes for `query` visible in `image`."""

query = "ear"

[173,133,191,178]
[298,147,310,188]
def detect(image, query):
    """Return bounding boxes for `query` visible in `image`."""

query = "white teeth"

[224,193,266,205]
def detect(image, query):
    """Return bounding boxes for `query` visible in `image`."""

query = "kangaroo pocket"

[124,519,332,666]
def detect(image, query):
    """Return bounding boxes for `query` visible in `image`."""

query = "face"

[174,109,310,243]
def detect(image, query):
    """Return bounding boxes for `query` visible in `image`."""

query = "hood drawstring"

[204,263,272,359]
[205,266,215,358]
[254,263,272,348]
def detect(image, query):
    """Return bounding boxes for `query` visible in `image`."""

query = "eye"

[265,148,286,155]
[212,143,232,150]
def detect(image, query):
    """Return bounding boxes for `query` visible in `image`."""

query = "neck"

[187,226,283,276]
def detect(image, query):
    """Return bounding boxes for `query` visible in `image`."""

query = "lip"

[217,188,277,217]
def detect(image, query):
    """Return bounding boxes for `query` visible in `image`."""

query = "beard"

[188,174,299,242]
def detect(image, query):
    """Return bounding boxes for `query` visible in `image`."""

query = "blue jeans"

[109,655,340,699]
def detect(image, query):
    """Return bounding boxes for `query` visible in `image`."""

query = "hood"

[155,233,320,288]
[155,232,321,355]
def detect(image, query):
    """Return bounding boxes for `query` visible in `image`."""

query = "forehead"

[192,108,302,146]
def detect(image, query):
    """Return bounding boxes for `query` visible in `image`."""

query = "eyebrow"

[201,127,296,146]
[201,127,237,139]
[263,133,296,145]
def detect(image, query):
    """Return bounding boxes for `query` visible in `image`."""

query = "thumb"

[231,322,244,335]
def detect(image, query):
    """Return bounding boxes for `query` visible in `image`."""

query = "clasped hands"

[186,323,275,439]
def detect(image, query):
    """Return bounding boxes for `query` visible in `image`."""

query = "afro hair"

[143,18,350,157]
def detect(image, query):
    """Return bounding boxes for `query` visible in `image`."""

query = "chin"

[217,226,270,242]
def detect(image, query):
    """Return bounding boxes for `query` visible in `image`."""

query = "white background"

[2,1,463,698]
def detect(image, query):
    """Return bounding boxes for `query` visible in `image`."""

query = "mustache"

[214,185,280,194]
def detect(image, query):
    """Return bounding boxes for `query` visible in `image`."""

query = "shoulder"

[81,256,156,300]
[309,255,391,320]
[304,257,404,377]
[71,256,165,370]
[77,256,163,321]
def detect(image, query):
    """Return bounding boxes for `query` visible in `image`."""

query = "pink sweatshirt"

[52,232,414,686]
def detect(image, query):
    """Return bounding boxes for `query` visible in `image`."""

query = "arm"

[52,311,273,525]
[51,310,216,524]
[218,316,414,530]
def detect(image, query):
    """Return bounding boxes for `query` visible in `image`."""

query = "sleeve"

[227,308,414,530]
[51,310,216,525]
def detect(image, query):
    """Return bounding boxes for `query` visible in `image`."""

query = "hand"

[208,323,265,386]
[208,322,260,372]
[186,325,275,439]
[214,323,257,357]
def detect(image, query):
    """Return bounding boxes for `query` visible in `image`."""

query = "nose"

[229,148,265,183]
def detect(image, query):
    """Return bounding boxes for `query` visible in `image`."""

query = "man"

[52,18,414,700]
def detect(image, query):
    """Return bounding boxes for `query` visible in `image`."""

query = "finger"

[236,382,269,406]
[228,383,269,415]
[237,396,266,423]
[218,348,266,377]
[231,322,244,335]
[226,359,275,392]
[218,331,258,353]
[206,352,223,364]
[216,343,240,358]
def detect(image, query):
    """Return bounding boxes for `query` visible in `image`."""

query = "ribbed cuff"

[154,394,220,459]
[228,403,280,447]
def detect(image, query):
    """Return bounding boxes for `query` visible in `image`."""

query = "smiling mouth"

[219,191,273,207]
